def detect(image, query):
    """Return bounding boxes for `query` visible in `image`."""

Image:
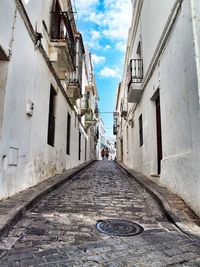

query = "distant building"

[96,118,107,160]
[105,139,116,161]
[0,0,99,199]
[115,0,200,216]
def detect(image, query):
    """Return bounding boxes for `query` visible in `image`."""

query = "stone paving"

[0,161,199,266]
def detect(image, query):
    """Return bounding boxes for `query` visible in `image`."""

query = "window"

[136,41,142,58]
[78,131,81,160]
[66,113,71,155]
[85,138,87,161]
[47,85,56,146]
[139,114,143,146]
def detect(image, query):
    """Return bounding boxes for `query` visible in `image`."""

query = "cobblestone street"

[0,161,200,266]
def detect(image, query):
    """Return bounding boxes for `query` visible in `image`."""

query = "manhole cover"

[96,219,144,236]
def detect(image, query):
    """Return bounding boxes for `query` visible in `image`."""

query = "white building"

[0,0,99,200]
[96,118,107,160]
[105,138,116,161]
[115,0,200,217]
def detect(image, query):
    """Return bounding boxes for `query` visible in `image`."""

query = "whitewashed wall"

[0,0,96,200]
[141,0,175,73]
[159,0,200,215]
[117,0,200,217]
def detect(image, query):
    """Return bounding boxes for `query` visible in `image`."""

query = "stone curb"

[0,160,95,240]
[116,161,200,239]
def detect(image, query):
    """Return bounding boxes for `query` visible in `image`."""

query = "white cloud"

[75,0,132,43]
[115,42,126,52]
[102,0,132,40]
[87,12,105,25]
[104,45,111,50]
[74,0,99,13]
[92,54,106,65]
[90,30,101,41]
[100,67,121,78]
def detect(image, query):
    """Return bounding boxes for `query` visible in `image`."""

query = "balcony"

[113,112,118,135]
[85,111,94,126]
[80,94,89,116]
[94,100,99,115]
[66,76,81,105]
[49,11,76,79]
[85,85,95,94]
[127,59,143,103]
[65,34,84,104]
[113,126,117,135]
[120,97,127,118]
[96,126,99,140]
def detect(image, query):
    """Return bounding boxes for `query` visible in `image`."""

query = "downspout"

[8,7,17,58]
[190,0,200,113]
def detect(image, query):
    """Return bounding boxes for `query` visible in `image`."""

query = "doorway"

[120,139,123,162]
[155,93,162,174]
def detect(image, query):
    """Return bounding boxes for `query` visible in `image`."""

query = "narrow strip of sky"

[74,0,132,138]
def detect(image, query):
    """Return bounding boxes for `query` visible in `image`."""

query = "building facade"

[115,0,200,216]
[0,0,99,200]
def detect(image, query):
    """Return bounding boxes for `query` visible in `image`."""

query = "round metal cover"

[96,219,144,236]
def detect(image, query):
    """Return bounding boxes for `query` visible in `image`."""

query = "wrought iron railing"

[127,59,143,87]
[51,11,75,63]
[81,94,89,110]
[94,101,98,114]
[65,35,83,94]
[113,112,118,135]
[85,112,94,122]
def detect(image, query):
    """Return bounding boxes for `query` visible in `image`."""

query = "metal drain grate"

[96,219,144,236]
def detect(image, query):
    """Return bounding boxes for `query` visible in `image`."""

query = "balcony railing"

[94,101,99,114]
[80,94,89,115]
[127,59,143,103]
[127,59,143,87]
[113,126,117,135]
[113,112,118,135]
[85,112,94,122]
[65,34,84,103]
[51,11,75,64]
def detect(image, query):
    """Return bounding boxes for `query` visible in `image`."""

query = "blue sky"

[73,0,132,138]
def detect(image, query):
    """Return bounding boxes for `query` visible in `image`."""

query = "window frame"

[47,85,56,147]
[66,113,71,155]
[139,114,143,147]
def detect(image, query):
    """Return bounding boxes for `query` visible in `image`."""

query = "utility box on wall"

[26,100,34,116]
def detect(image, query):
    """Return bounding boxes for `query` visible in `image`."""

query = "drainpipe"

[8,6,18,58]
[191,0,200,112]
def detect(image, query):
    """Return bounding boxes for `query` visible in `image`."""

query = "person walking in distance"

[101,148,105,160]
[105,148,109,160]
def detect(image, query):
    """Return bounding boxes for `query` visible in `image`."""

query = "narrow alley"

[0,161,199,267]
